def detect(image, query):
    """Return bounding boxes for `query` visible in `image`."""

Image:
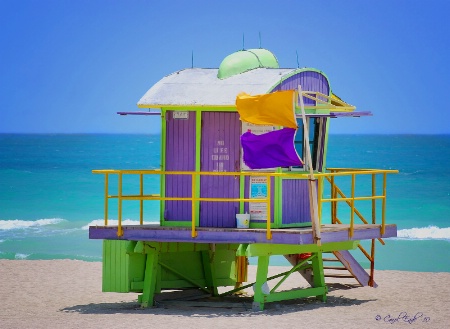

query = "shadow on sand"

[60,286,375,317]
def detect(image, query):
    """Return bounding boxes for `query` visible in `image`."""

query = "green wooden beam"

[160,109,167,224]
[245,240,359,257]
[311,251,327,301]
[194,111,201,227]
[236,243,248,257]
[274,168,282,227]
[140,245,159,307]
[159,261,211,294]
[270,255,315,292]
[252,255,270,310]
[201,249,218,296]
[252,251,328,310]
[219,262,311,297]
[141,241,238,253]
[264,286,327,303]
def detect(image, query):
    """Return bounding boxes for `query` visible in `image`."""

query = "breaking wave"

[397,226,450,241]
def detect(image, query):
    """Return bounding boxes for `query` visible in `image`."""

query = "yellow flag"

[235,90,297,128]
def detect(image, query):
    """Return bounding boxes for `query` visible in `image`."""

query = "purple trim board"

[89,224,397,245]
[117,111,161,115]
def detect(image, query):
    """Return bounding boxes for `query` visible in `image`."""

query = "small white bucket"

[236,214,250,228]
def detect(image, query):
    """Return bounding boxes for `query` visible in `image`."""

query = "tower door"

[200,112,241,227]
[164,111,196,222]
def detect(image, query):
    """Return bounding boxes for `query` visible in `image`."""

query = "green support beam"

[312,251,327,302]
[244,240,359,257]
[252,255,270,310]
[139,244,159,307]
[201,248,219,296]
[251,251,327,311]
[246,241,358,310]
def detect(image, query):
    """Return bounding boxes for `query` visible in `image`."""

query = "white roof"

[137,68,298,108]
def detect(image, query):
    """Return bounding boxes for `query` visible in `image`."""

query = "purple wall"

[272,70,330,105]
[164,111,196,222]
[271,70,329,226]
[199,112,241,227]
[279,71,328,225]
[163,70,329,228]
[281,179,314,225]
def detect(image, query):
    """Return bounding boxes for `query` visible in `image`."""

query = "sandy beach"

[0,260,448,329]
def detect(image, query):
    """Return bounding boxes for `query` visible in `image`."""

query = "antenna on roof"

[191,50,194,68]
[242,33,245,50]
[259,32,262,48]
[296,50,300,68]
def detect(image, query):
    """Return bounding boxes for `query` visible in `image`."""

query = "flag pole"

[297,85,322,245]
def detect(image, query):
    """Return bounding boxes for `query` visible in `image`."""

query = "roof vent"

[217,48,279,79]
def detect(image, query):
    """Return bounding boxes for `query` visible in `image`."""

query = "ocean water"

[0,134,449,272]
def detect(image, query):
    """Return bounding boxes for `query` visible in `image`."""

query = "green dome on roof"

[217,48,279,79]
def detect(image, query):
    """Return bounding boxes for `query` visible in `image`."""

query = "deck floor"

[89,223,397,245]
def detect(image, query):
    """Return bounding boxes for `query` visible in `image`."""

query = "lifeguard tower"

[89,48,398,310]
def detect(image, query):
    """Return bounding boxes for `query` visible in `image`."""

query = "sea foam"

[0,218,65,230]
[397,226,450,240]
[82,219,142,230]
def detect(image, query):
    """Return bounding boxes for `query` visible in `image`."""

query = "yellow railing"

[93,168,397,242]
[93,170,275,239]
[322,168,397,238]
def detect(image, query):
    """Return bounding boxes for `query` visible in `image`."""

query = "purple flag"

[241,128,303,169]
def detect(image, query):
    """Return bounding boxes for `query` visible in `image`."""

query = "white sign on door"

[173,111,189,119]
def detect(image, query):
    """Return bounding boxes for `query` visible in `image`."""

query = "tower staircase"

[322,251,378,287]
[284,248,377,288]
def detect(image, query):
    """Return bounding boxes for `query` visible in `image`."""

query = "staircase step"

[324,274,355,278]
[322,258,341,262]
[324,266,348,270]
[333,250,378,287]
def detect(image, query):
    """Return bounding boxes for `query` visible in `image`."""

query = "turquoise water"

[0,134,449,272]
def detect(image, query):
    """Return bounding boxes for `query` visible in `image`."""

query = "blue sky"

[1,0,449,134]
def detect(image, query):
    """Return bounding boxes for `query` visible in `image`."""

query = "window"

[292,118,324,171]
